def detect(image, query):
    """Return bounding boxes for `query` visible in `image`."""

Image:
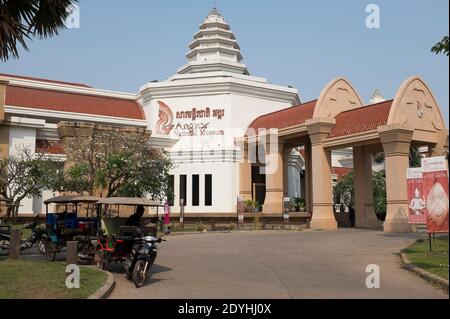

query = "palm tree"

[431,36,449,56]
[0,0,77,61]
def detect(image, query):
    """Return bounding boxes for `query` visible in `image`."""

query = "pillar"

[283,147,292,198]
[239,140,252,201]
[0,77,7,125]
[0,77,8,156]
[303,141,313,213]
[306,119,337,230]
[378,124,415,233]
[353,146,381,229]
[262,137,284,214]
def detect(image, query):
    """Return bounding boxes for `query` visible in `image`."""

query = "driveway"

[108,229,447,299]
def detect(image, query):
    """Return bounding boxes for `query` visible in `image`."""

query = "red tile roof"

[5,85,145,120]
[332,167,353,179]
[0,73,91,88]
[35,139,64,155]
[329,100,393,138]
[248,100,317,132]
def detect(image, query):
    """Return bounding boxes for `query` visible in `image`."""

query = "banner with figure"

[407,167,427,224]
[421,156,449,234]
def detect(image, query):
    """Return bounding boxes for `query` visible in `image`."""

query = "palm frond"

[0,0,77,61]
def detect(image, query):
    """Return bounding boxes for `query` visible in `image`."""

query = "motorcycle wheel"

[46,242,57,261]
[132,260,149,288]
[77,242,95,265]
[37,239,47,254]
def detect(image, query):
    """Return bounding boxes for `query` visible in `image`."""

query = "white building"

[0,9,302,217]
[139,9,301,216]
[0,8,393,218]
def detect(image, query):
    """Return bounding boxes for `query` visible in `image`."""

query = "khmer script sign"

[156,101,225,136]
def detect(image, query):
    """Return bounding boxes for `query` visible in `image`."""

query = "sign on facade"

[421,156,449,234]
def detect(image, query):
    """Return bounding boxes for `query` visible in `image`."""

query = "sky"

[1,0,449,125]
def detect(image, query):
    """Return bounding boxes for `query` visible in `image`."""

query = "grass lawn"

[404,235,449,280]
[0,258,107,299]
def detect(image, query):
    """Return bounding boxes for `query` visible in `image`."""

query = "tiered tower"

[177,8,249,75]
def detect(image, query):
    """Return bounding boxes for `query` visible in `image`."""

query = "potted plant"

[289,201,296,212]
[243,199,254,212]
[252,201,261,213]
[293,197,306,212]
[298,198,306,212]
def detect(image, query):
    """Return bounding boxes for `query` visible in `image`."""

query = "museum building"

[0,9,448,232]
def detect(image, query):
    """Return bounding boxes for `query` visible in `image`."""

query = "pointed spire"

[209,7,221,16]
[177,8,249,75]
[370,89,385,104]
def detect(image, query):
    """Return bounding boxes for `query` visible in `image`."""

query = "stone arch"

[313,77,363,119]
[388,75,447,153]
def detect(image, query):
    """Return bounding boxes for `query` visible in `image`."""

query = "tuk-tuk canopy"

[96,197,163,207]
[44,195,102,205]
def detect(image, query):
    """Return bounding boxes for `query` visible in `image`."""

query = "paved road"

[108,229,446,299]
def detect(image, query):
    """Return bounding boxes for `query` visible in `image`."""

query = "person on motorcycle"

[125,205,145,226]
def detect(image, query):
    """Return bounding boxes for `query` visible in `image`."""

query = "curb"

[400,251,449,291]
[87,267,115,299]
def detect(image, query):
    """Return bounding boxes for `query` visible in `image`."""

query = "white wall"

[142,85,296,214]
[169,161,238,214]
[8,126,37,214]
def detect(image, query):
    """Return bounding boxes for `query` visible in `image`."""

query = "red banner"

[421,157,449,234]
[164,202,170,225]
[407,168,427,224]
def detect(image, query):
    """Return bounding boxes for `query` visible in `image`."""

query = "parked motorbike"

[97,233,165,288]
[0,218,48,254]
[128,236,165,288]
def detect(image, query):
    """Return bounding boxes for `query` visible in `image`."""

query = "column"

[353,146,381,229]
[303,142,312,213]
[262,138,284,214]
[378,124,415,233]
[0,78,6,124]
[0,78,7,156]
[239,140,252,201]
[306,119,337,230]
[283,147,292,198]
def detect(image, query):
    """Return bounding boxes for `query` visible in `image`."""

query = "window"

[192,175,199,206]
[180,175,187,206]
[205,174,212,206]
[168,175,174,206]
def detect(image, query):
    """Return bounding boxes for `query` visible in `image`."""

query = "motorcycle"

[128,235,165,288]
[0,218,48,254]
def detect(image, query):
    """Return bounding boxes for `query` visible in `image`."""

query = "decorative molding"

[388,76,445,133]
[313,78,363,119]
[169,149,241,163]
[5,105,148,127]
[322,130,380,149]
[3,76,139,100]
[140,76,299,104]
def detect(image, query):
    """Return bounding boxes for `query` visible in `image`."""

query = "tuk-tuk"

[95,197,165,287]
[43,195,100,262]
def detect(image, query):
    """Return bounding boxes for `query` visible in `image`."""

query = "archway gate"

[239,76,448,232]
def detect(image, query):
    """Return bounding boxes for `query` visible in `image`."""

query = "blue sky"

[1,0,448,125]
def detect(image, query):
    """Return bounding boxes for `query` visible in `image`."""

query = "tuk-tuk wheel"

[77,242,95,265]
